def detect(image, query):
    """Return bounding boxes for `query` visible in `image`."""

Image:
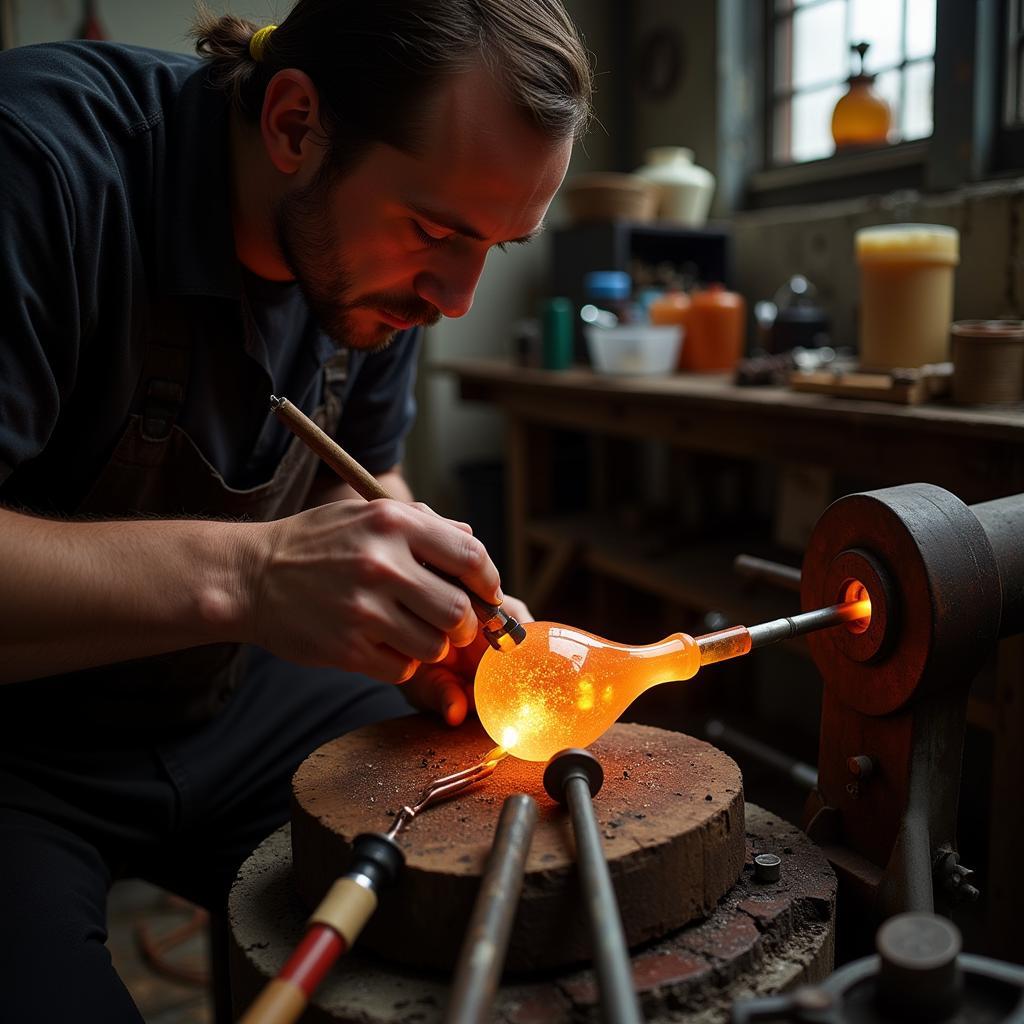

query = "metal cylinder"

[564,776,643,1024]
[445,795,538,1024]
[971,493,1024,638]
[706,719,818,790]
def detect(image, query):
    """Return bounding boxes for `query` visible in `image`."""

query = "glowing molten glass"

[474,622,701,762]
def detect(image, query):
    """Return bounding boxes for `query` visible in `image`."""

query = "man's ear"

[259,68,324,175]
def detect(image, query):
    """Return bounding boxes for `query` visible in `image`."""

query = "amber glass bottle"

[831,42,892,150]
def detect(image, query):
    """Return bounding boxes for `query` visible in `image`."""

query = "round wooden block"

[291,716,745,971]
[230,806,837,1024]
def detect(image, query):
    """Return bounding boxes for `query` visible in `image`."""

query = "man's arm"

[0,492,500,686]
[0,506,254,684]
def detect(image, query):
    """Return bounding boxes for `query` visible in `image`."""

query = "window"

[770,0,937,165]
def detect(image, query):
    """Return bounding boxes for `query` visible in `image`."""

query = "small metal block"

[753,853,782,883]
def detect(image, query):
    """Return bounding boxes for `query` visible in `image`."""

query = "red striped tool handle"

[239,833,403,1023]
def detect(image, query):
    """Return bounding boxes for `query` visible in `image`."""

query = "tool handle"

[238,925,345,1024]
[272,394,388,501]
[270,395,524,649]
[239,834,403,1024]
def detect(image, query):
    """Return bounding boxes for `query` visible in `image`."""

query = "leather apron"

[7,304,348,736]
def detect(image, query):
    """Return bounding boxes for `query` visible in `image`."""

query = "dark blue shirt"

[0,41,419,511]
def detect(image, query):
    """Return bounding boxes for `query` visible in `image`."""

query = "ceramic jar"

[634,147,715,226]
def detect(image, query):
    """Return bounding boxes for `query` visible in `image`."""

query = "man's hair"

[192,0,592,170]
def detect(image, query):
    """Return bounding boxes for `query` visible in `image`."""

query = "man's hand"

[244,499,505,683]
[402,594,533,725]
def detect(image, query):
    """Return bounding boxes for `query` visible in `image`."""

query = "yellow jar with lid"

[856,224,960,370]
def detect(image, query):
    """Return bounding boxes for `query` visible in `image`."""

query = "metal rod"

[445,794,538,1024]
[733,553,802,592]
[696,598,870,667]
[705,719,818,790]
[746,599,869,649]
[269,395,525,651]
[565,776,643,1024]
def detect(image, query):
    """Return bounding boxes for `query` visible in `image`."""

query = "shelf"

[525,515,801,631]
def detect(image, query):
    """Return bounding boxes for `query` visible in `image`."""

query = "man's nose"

[414,251,487,320]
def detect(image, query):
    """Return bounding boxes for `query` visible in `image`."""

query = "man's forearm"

[0,506,259,684]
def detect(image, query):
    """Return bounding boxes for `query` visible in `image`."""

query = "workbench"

[439,357,1024,962]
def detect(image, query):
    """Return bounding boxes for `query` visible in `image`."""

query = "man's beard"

[274,173,441,352]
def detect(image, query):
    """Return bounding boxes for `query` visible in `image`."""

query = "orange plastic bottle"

[681,284,746,371]
[649,291,691,371]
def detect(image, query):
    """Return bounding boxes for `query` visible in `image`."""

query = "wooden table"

[443,360,1024,583]
[439,358,1024,961]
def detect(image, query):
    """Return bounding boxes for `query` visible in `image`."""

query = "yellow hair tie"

[249,24,277,62]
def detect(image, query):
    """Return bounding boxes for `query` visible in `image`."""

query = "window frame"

[768,0,935,167]
[716,0,1005,210]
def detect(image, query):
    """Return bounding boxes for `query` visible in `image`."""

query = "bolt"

[847,754,875,779]
[754,852,782,883]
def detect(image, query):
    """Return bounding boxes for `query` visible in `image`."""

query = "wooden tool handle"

[270,395,506,629]
[271,395,387,501]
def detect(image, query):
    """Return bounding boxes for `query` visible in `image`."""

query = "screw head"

[543,748,604,804]
[754,852,782,883]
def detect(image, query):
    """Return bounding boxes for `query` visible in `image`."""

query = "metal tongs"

[386,745,507,839]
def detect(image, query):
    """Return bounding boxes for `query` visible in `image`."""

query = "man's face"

[273,66,573,351]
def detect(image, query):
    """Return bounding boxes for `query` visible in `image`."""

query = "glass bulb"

[474,622,701,762]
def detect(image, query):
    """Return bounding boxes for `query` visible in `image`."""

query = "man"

[0,1,591,1018]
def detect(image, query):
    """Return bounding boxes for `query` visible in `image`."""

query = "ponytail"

[190,6,270,119]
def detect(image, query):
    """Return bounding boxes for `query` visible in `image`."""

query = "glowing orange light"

[841,579,872,634]
[474,623,701,762]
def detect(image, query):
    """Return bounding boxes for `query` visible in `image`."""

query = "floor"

[108,880,214,1024]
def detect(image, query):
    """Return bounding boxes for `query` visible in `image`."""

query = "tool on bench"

[240,745,507,1024]
[543,748,644,1024]
[444,793,539,1024]
[270,395,525,652]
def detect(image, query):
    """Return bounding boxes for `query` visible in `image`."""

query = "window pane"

[903,60,934,139]
[905,0,936,61]
[789,1,847,91]
[874,67,901,138]
[850,0,904,72]
[789,84,845,162]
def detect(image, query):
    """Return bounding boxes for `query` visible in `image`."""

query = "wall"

[10,0,280,51]
[627,1,718,185]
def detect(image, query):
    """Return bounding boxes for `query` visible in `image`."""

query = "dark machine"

[735,483,1024,1022]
